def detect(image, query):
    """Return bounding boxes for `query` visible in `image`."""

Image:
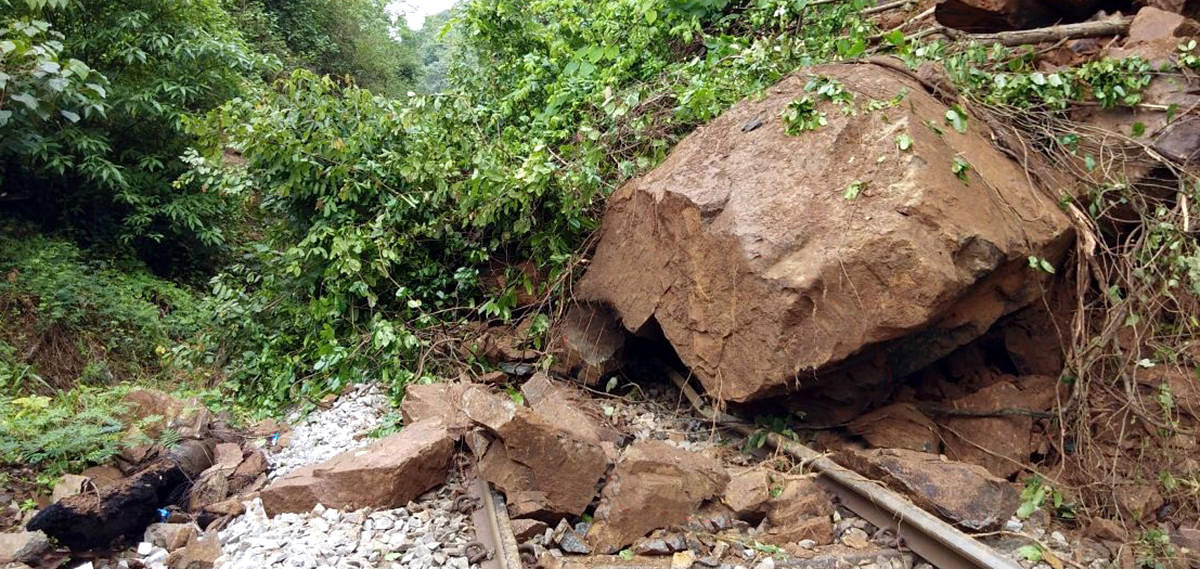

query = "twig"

[863,0,911,15]
[945,17,1133,46]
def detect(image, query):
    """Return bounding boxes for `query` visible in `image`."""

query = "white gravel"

[267,384,392,479]
[216,490,476,569]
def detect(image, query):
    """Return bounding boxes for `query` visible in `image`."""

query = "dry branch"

[948,18,1133,46]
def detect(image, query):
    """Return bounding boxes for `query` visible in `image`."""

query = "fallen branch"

[947,18,1132,46]
[863,0,912,15]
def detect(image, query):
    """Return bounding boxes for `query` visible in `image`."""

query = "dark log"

[26,440,213,551]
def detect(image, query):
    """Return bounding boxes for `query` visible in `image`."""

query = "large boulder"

[260,420,454,515]
[576,62,1071,406]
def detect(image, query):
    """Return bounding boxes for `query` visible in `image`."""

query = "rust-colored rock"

[512,519,550,542]
[576,63,1071,405]
[144,523,200,551]
[847,403,938,453]
[166,532,221,569]
[940,375,1058,478]
[50,474,90,503]
[213,443,243,470]
[477,407,608,520]
[400,382,472,433]
[520,373,623,443]
[721,469,774,520]
[260,420,454,515]
[761,479,835,547]
[550,303,628,386]
[588,441,729,552]
[839,448,1018,531]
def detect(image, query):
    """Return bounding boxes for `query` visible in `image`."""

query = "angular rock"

[0,531,50,565]
[550,303,628,386]
[940,375,1057,478]
[934,0,1056,32]
[1155,116,1200,167]
[847,403,938,453]
[259,419,455,515]
[838,448,1019,531]
[511,519,549,542]
[202,498,246,517]
[1086,518,1129,543]
[79,465,125,490]
[144,523,199,551]
[230,451,268,492]
[213,443,243,470]
[478,408,608,520]
[188,467,230,512]
[51,474,91,503]
[588,441,729,552]
[576,63,1071,406]
[166,532,221,569]
[400,382,472,433]
[761,479,835,546]
[721,469,773,521]
[1116,484,1163,522]
[520,373,622,443]
[1109,7,1200,62]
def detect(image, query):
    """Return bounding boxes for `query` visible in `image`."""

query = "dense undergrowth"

[3,0,1200,537]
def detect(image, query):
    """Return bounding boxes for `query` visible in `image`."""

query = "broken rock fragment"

[588,440,729,552]
[477,406,608,520]
[847,403,938,453]
[761,479,835,547]
[0,531,50,565]
[838,448,1019,531]
[259,419,454,515]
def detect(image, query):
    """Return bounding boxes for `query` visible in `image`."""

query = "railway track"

[468,371,1023,569]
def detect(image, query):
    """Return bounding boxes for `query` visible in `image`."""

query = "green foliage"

[1017,475,1075,520]
[782,97,826,134]
[174,0,877,409]
[938,42,1155,110]
[0,386,130,480]
[0,225,203,389]
[2,0,270,271]
[224,0,420,95]
[0,19,107,144]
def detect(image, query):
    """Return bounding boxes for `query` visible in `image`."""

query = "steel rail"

[665,369,1022,569]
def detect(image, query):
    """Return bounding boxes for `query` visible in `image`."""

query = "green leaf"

[843,180,864,200]
[1016,545,1044,563]
[951,156,971,185]
[60,109,80,123]
[895,133,912,151]
[1131,122,1145,137]
[944,106,968,133]
[10,92,39,110]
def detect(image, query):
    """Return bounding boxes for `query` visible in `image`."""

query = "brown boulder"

[188,467,230,512]
[847,403,938,453]
[79,465,125,490]
[50,474,90,503]
[213,443,243,470]
[520,373,622,443]
[934,0,1055,32]
[550,303,629,386]
[761,479,835,546]
[839,448,1019,531]
[400,382,472,433]
[477,407,608,520]
[940,375,1058,478]
[721,469,774,520]
[588,441,729,552]
[260,420,454,515]
[576,63,1070,405]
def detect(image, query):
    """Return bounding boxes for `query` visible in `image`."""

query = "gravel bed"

[216,483,476,569]
[267,384,393,479]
